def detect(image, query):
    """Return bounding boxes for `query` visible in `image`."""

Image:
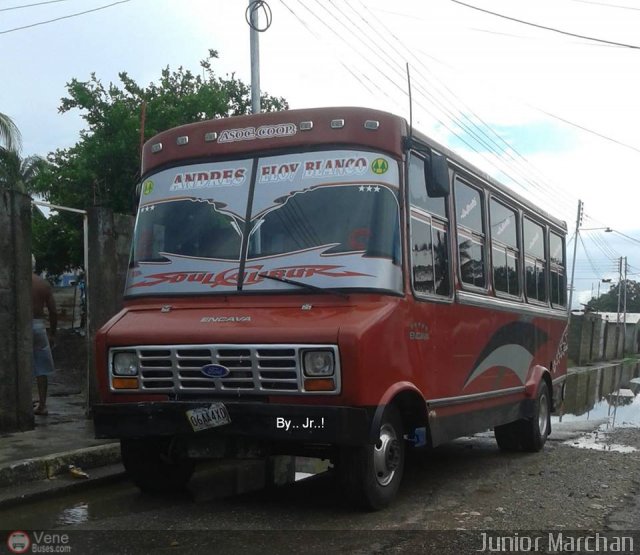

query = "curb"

[0,442,120,489]
[0,464,126,510]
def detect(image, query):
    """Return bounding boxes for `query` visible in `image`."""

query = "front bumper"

[93,401,373,446]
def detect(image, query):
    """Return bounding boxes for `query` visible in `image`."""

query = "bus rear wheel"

[520,381,551,452]
[494,381,551,452]
[121,437,195,493]
[338,405,405,511]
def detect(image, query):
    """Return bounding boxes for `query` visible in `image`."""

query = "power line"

[579,234,607,277]
[370,4,578,215]
[0,0,131,35]
[277,0,392,101]
[584,230,620,260]
[353,0,579,214]
[607,229,640,246]
[531,107,640,155]
[449,0,640,50]
[297,0,575,217]
[569,0,640,12]
[402,38,640,159]
[0,0,70,12]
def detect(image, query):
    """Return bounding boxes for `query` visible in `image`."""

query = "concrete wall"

[0,190,34,432]
[624,324,640,355]
[604,321,620,360]
[569,313,638,365]
[86,208,134,411]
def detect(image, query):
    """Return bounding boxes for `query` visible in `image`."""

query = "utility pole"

[616,256,622,357]
[568,199,583,317]
[249,0,261,114]
[622,256,628,355]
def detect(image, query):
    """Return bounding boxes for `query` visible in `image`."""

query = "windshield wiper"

[258,273,349,299]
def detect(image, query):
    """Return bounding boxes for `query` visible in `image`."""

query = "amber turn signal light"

[112,377,139,390]
[303,378,335,392]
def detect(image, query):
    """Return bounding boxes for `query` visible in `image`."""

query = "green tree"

[0,149,46,192]
[585,280,640,313]
[0,112,21,152]
[32,50,288,273]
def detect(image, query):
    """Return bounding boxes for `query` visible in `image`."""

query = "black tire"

[494,420,522,451]
[338,405,405,511]
[494,381,551,453]
[121,437,195,493]
[520,381,551,452]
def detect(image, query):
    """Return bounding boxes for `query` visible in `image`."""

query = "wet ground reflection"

[57,502,90,526]
[552,361,640,452]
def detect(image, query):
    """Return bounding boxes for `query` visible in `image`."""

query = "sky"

[1,0,639,307]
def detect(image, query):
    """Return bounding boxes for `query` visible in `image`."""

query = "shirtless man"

[32,269,57,416]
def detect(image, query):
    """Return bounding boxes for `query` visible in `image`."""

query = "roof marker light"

[330,119,345,129]
[204,132,218,142]
[176,136,189,146]
[364,120,380,130]
[300,121,313,131]
[151,143,163,153]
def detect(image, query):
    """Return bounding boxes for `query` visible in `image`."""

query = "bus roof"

[141,106,566,231]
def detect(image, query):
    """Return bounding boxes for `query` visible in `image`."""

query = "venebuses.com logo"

[6,531,30,554]
[6,531,72,553]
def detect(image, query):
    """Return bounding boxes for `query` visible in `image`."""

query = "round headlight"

[303,351,334,377]
[113,352,139,376]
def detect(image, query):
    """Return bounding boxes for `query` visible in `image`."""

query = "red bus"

[93,107,568,510]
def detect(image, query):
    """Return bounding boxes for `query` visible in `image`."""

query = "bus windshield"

[126,150,402,296]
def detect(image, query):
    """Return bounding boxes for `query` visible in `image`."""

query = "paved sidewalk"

[0,392,123,508]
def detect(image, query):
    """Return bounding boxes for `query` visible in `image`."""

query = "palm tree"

[0,112,22,152]
[0,148,45,193]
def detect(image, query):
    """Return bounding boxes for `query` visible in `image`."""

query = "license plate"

[186,403,231,432]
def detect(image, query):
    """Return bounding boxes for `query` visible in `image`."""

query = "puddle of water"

[564,431,637,453]
[555,363,640,427]
[57,502,90,526]
[552,362,640,452]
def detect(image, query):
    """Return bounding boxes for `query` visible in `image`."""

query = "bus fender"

[369,382,427,444]
[524,365,553,430]
[524,365,552,399]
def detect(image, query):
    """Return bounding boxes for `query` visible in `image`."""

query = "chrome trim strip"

[428,386,526,408]
[552,375,566,384]
[456,290,567,320]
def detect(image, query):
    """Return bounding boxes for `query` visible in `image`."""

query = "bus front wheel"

[121,437,195,493]
[338,405,405,511]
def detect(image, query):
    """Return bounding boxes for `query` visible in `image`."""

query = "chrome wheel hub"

[373,423,400,486]
[539,392,549,436]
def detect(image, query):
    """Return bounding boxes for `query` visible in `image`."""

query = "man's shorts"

[33,319,55,377]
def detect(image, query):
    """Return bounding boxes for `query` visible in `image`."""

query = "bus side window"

[455,179,486,289]
[524,217,547,303]
[490,199,520,297]
[549,231,566,307]
[408,154,450,297]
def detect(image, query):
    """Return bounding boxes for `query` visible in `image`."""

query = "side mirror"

[426,152,450,197]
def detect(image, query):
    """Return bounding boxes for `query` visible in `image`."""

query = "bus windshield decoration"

[127,149,402,295]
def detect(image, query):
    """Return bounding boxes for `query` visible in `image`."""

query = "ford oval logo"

[201,364,230,378]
